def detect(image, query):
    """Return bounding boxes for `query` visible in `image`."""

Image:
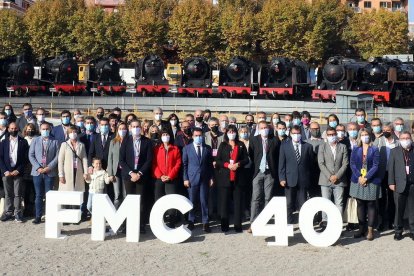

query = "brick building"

[342,0,408,13]
[84,0,125,12]
[0,0,35,14]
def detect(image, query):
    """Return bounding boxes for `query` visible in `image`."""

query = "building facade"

[0,0,35,13]
[84,0,125,12]
[342,0,408,13]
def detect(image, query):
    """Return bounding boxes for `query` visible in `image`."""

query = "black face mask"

[211,126,219,133]
[383,132,392,138]
[310,129,321,138]
[184,128,192,136]
[246,122,254,127]
[9,130,18,137]
[27,130,35,137]
[151,133,159,140]
[196,117,204,123]
[97,114,104,120]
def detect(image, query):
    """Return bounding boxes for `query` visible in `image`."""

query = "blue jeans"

[33,175,55,218]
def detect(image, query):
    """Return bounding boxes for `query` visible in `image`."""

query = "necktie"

[295,144,300,163]
[197,145,201,160]
[102,135,106,148]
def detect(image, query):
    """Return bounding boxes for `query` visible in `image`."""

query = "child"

[86,158,110,215]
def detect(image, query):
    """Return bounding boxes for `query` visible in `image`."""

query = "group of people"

[0,103,413,241]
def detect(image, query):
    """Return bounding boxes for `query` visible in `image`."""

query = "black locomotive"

[179,56,212,96]
[88,57,126,95]
[135,54,169,96]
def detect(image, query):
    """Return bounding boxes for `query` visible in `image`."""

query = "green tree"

[343,9,408,59]
[122,0,176,61]
[168,0,220,60]
[0,10,28,59]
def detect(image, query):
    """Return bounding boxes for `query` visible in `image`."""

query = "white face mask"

[272,118,279,125]
[154,114,162,121]
[327,136,337,144]
[161,135,170,143]
[361,135,370,144]
[227,133,236,140]
[291,133,301,143]
[170,120,177,126]
[337,131,345,139]
[131,127,141,137]
[37,115,45,122]
[400,139,412,149]
[220,121,228,129]
[259,128,269,137]
[118,129,127,137]
[69,133,77,140]
[258,118,266,123]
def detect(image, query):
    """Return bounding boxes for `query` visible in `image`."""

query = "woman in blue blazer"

[349,128,381,241]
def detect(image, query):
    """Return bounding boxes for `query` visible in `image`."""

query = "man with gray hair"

[194,109,208,133]
[393,117,404,139]
[153,107,174,142]
[229,116,237,126]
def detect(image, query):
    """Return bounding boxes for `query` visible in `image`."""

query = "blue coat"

[0,136,29,175]
[51,124,78,145]
[350,146,380,185]
[28,136,60,177]
[182,143,213,186]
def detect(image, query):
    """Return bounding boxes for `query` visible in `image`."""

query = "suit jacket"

[278,140,314,188]
[174,132,192,151]
[51,124,77,145]
[79,132,96,157]
[204,131,224,159]
[182,143,213,186]
[107,139,121,177]
[317,142,349,186]
[87,132,114,169]
[16,116,37,134]
[350,146,380,185]
[216,141,249,187]
[375,137,399,180]
[388,146,410,193]
[249,135,280,180]
[34,121,54,134]
[0,136,29,175]
[301,125,311,140]
[119,135,153,180]
[28,136,59,177]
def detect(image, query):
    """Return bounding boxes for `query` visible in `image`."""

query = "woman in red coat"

[152,129,182,222]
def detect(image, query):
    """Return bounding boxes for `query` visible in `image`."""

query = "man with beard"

[51,110,77,145]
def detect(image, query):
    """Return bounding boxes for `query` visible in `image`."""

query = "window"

[364,1,371,8]
[380,2,391,8]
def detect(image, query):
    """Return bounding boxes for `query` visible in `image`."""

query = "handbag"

[344,197,358,224]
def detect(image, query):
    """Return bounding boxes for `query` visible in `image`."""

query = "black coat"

[119,135,153,180]
[216,141,249,187]
[249,135,280,180]
[87,132,114,169]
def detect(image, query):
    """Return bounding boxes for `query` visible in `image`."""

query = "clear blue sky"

[410,0,414,23]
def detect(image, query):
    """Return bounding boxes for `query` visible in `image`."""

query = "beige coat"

[58,141,88,192]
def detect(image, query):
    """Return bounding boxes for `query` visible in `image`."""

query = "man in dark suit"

[174,121,193,151]
[79,116,96,154]
[194,109,209,133]
[119,119,153,234]
[247,121,280,233]
[182,127,214,232]
[388,131,414,240]
[300,111,312,140]
[50,110,76,145]
[0,122,29,222]
[279,125,314,224]
[16,103,36,136]
[153,107,174,143]
[87,117,114,171]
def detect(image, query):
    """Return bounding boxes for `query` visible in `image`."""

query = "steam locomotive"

[178,56,212,96]
[135,54,169,96]
[88,57,126,95]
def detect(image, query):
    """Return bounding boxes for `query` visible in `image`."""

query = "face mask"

[85,123,94,132]
[239,133,248,140]
[329,121,338,128]
[361,135,370,144]
[246,122,254,127]
[196,117,203,123]
[301,118,310,126]
[151,133,159,140]
[97,114,104,120]
[69,133,77,140]
[227,133,236,140]
[286,129,290,136]
[9,130,18,137]
[383,132,391,138]
[154,114,162,121]
[372,126,381,134]
[277,129,286,136]
[285,121,292,128]
[118,129,127,137]
[0,119,7,127]
[310,129,320,138]
[400,139,412,149]
[291,133,302,143]
[131,127,141,137]
[24,110,32,117]
[293,118,301,126]
[100,125,109,135]
[27,130,35,137]
[220,121,228,129]
[184,128,192,136]
[61,117,70,125]
[161,135,170,143]
[272,118,279,125]
[259,128,269,137]
[327,136,337,144]
[356,115,365,124]
[193,136,203,145]
[170,120,177,126]
[337,131,345,139]
[37,115,45,122]
[76,122,84,129]
[74,114,80,120]
[211,126,219,133]
[395,124,404,132]
[41,129,50,138]
[258,118,265,123]
[348,130,358,139]
[4,110,11,116]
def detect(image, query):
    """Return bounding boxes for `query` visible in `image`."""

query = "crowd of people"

[0,103,413,242]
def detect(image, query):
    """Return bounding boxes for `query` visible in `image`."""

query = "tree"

[168,0,220,61]
[343,9,408,59]
[0,10,28,59]
[122,0,176,61]
[24,0,85,58]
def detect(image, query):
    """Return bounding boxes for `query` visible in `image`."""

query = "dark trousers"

[154,179,177,223]
[219,185,245,227]
[23,177,35,217]
[208,169,220,219]
[356,199,376,228]
[188,182,209,224]
[285,185,307,224]
[124,178,145,227]
[378,173,395,227]
[394,183,414,234]
[3,176,23,216]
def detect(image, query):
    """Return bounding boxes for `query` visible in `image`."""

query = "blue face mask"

[100,125,109,135]
[85,123,94,131]
[62,117,70,125]
[356,116,365,124]
[348,130,358,138]
[193,136,203,145]
[395,124,404,132]
[277,129,286,136]
[24,110,32,117]
[329,121,338,128]
[293,118,301,126]
[0,119,7,127]
[372,126,381,134]
[4,110,11,116]
[76,122,84,129]
[41,130,50,138]
[239,133,248,140]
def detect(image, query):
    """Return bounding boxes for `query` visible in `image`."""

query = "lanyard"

[404,150,410,166]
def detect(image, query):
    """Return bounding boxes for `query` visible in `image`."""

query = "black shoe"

[234,225,243,233]
[187,222,194,231]
[394,233,403,241]
[203,223,211,233]
[140,225,146,234]
[32,217,41,224]
[166,222,175,229]
[0,214,13,222]
[221,219,229,232]
[409,233,414,241]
